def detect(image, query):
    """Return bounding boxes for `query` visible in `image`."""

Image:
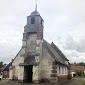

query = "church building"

[9,4,71,83]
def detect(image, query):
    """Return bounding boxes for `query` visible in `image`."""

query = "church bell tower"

[22,3,44,58]
[23,6,44,41]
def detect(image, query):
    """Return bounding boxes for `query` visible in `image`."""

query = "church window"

[31,17,35,24]
[59,65,61,74]
[65,67,67,74]
[62,66,64,74]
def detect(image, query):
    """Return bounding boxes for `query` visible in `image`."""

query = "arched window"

[31,17,35,24]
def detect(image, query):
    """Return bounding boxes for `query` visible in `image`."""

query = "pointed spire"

[35,0,37,11]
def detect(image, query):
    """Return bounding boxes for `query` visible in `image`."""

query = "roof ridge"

[12,47,22,63]
[43,40,68,65]
[51,42,69,61]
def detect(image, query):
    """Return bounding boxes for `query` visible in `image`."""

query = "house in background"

[0,68,2,74]
[71,66,85,77]
[0,68,3,80]
[2,62,12,79]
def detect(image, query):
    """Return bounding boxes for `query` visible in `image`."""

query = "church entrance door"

[24,65,33,83]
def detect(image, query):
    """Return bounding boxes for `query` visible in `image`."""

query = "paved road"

[0,78,85,85]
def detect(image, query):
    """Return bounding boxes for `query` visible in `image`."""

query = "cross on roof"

[35,0,37,11]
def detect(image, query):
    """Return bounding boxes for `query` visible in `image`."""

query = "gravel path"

[0,78,85,85]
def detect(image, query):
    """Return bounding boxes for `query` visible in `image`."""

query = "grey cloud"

[0,40,21,64]
[60,35,85,53]
[0,0,85,63]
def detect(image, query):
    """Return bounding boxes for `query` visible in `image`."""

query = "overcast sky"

[0,0,85,64]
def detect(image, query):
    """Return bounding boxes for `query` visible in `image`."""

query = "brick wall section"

[50,61,57,78]
[50,61,58,83]
[57,75,68,82]
[52,70,57,73]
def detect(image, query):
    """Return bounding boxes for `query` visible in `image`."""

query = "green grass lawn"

[80,81,85,85]
[74,76,85,78]
[0,84,9,85]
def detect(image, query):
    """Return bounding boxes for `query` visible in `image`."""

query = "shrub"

[75,70,84,76]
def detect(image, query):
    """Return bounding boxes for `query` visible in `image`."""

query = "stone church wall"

[13,66,19,80]
[36,40,43,81]
[41,45,56,82]
[9,69,14,80]
[18,66,24,82]
[33,66,39,83]
[26,34,37,56]
[12,48,24,66]
[33,40,43,83]
[10,48,24,80]
[32,42,55,83]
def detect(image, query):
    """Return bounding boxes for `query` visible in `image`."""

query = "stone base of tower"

[32,80,40,84]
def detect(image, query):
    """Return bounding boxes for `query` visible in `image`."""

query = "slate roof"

[12,48,22,62]
[19,56,39,66]
[71,66,85,71]
[24,56,36,65]
[3,62,12,71]
[30,10,40,16]
[26,25,39,33]
[26,10,43,33]
[43,40,68,66]
[51,42,69,61]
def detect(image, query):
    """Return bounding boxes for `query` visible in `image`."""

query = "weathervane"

[35,0,37,11]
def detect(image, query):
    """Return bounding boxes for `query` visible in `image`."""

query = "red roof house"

[71,66,85,71]
[71,66,85,77]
